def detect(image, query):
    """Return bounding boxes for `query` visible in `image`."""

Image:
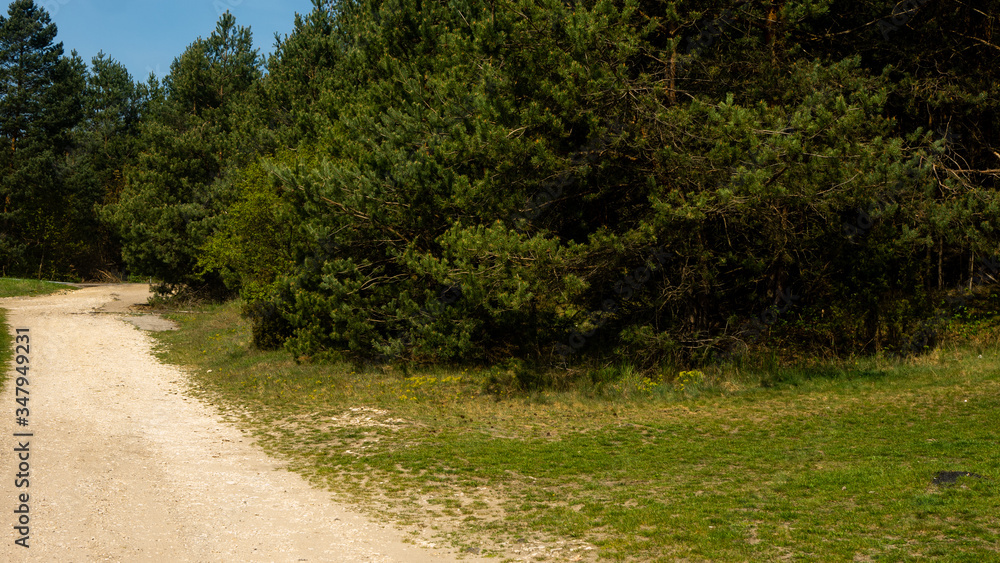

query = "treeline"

[2,0,999,368]
[0,0,150,278]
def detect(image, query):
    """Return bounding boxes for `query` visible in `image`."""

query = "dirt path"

[0,284,479,562]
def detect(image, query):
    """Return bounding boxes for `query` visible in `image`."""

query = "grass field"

[152,300,999,561]
[0,278,72,298]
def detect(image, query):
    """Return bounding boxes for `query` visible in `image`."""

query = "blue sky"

[36,0,316,81]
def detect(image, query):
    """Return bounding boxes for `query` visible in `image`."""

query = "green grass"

[0,277,72,298]
[152,300,1000,561]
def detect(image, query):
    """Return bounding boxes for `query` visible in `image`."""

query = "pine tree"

[250,0,1000,367]
[0,0,89,278]
[0,0,60,150]
[67,52,152,274]
[133,0,1000,366]
[104,11,263,292]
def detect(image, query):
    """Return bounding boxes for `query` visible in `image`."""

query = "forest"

[1,0,998,371]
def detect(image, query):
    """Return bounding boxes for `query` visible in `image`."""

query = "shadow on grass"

[759,365,890,388]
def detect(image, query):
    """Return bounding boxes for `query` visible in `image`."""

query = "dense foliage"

[3,0,999,370]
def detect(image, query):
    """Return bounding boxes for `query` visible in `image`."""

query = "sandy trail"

[0,284,475,562]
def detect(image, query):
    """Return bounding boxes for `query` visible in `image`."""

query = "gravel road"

[0,284,476,562]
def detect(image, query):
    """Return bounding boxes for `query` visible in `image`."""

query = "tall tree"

[0,0,88,278]
[0,0,60,150]
[80,53,149,203]
[66,52,153,274]
[104,11,263,292]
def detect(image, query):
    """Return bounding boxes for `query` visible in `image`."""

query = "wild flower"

[675,370,705,392]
